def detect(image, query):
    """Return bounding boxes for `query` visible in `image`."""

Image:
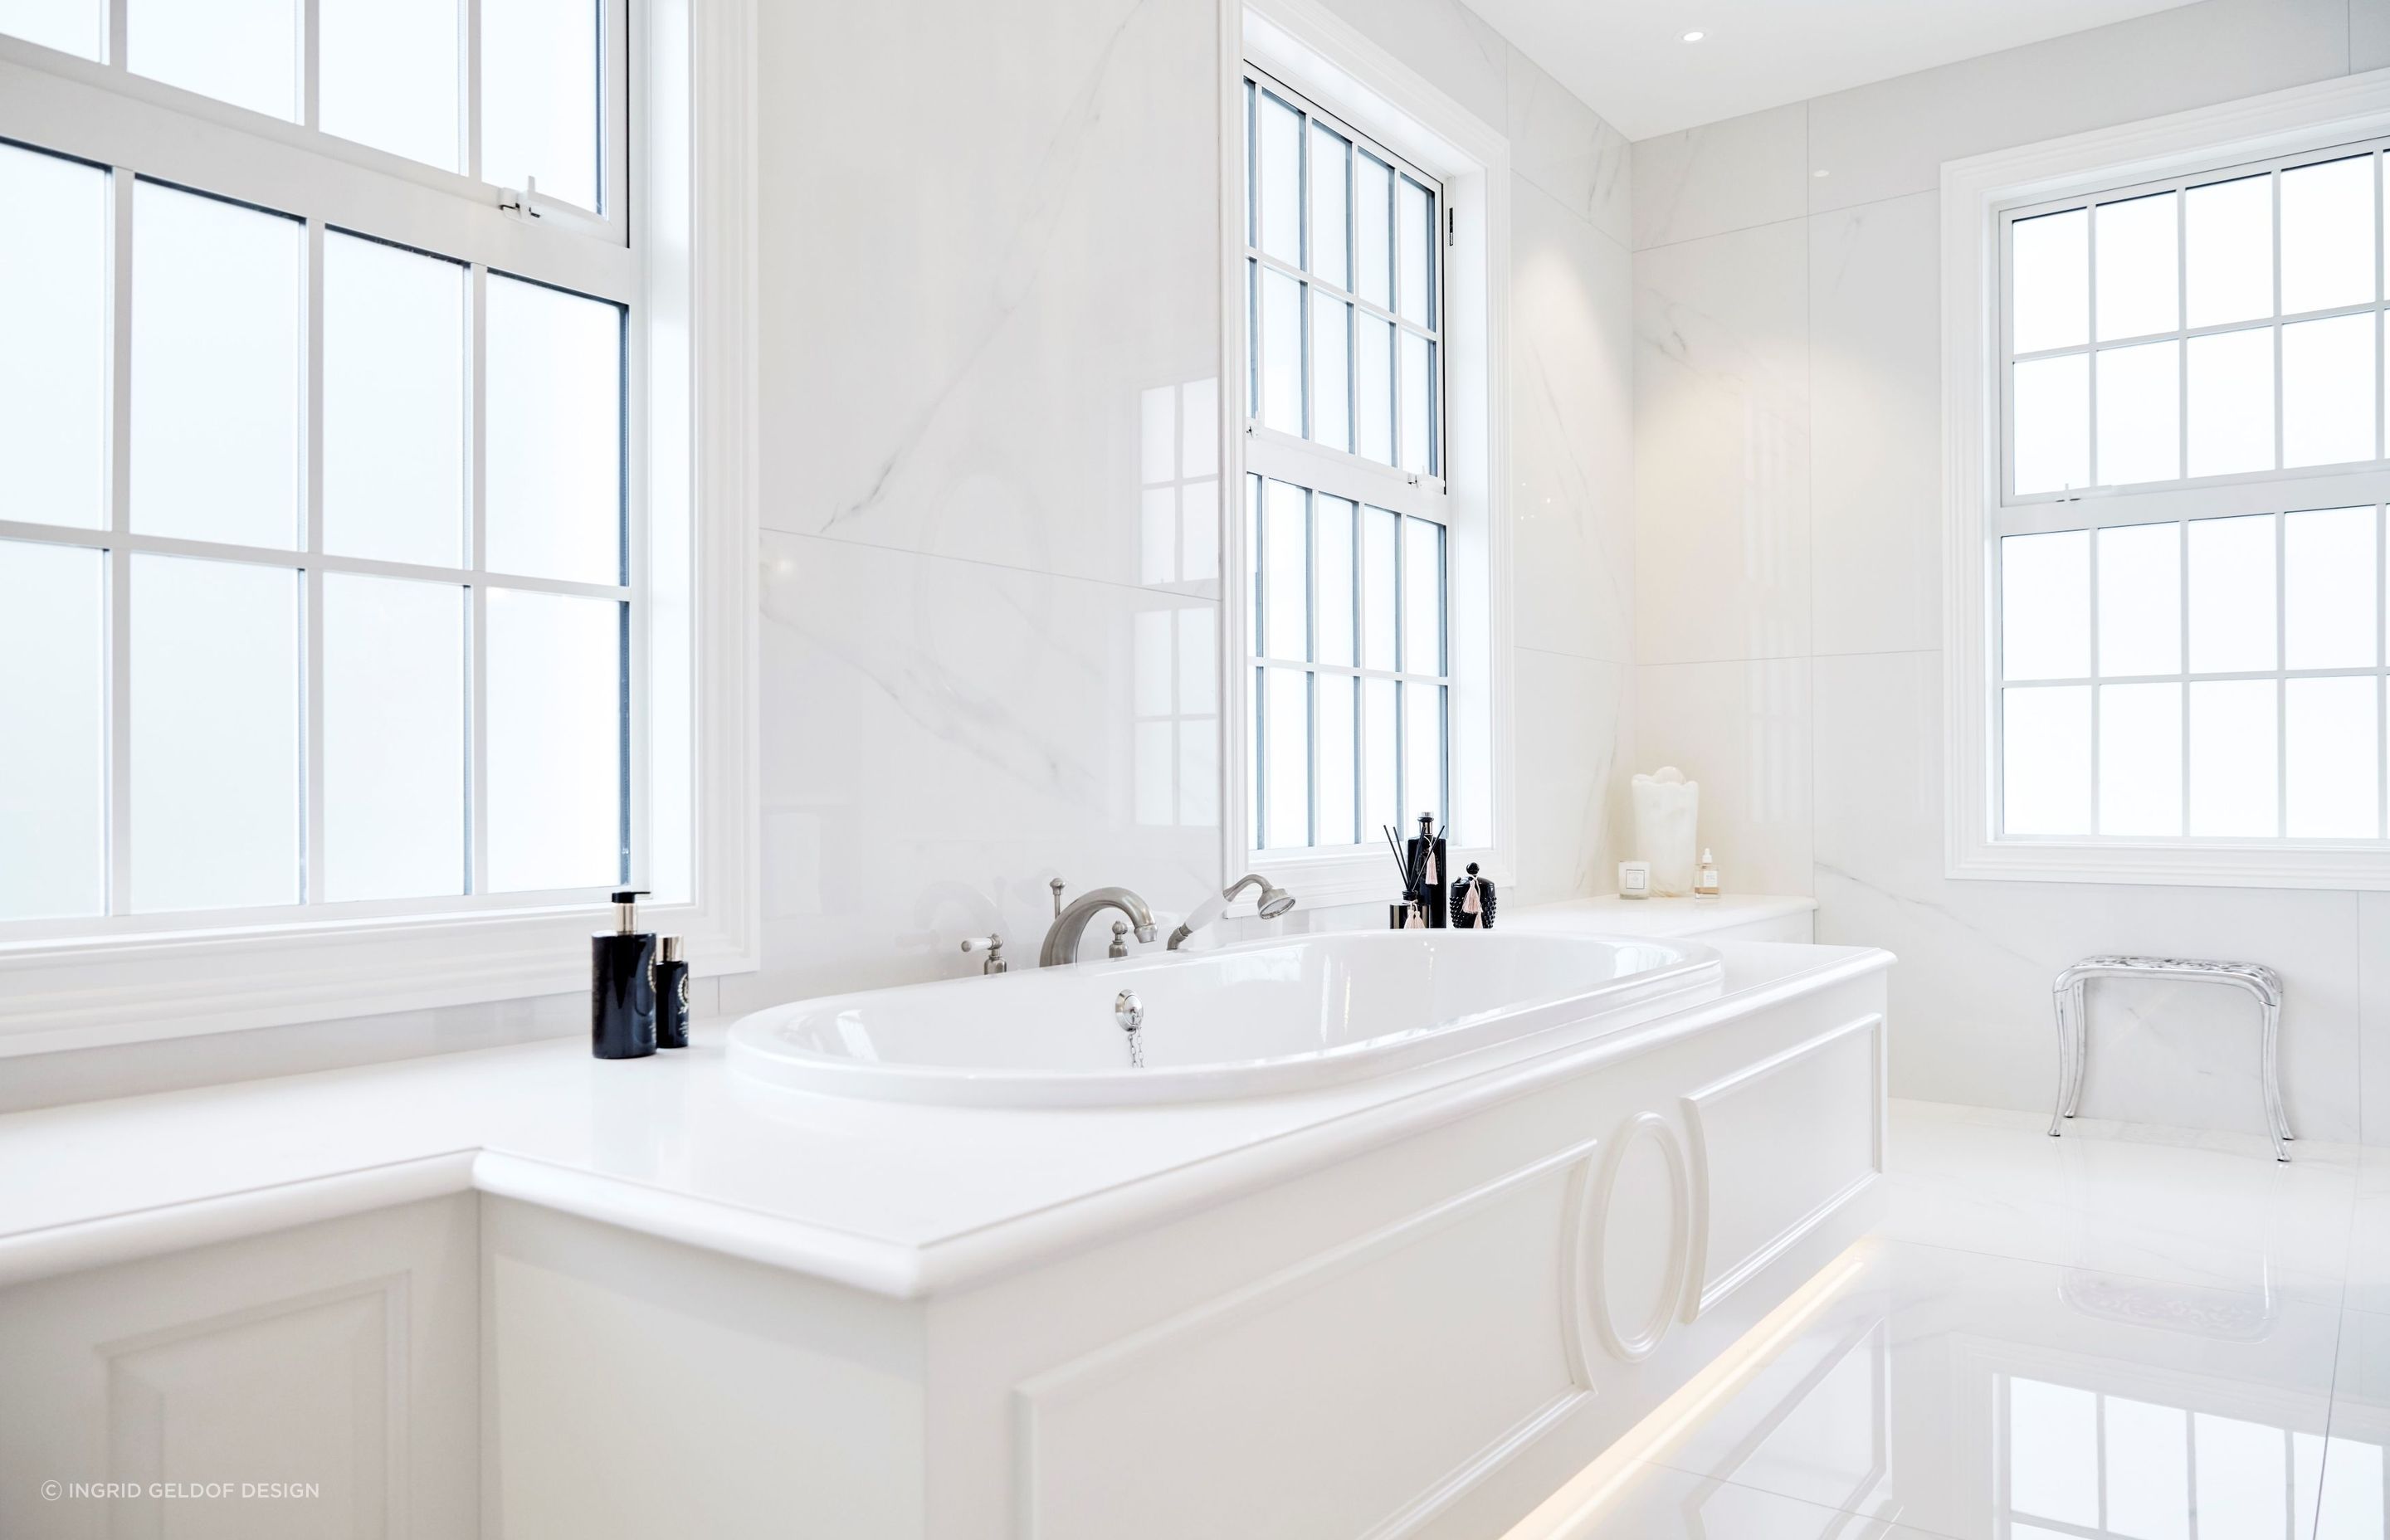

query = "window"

[1239,67,1454,856]
[1946,79,2390,885]
[0,0,755,1045]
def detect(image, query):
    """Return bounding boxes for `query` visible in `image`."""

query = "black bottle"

[655,936,690,1049]
[1405,811,1450,928]
[592,889,658,1060]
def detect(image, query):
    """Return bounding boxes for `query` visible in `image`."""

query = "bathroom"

[1,0,2387,1533]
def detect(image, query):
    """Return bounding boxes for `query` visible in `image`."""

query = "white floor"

[1550,1099,2390,1539]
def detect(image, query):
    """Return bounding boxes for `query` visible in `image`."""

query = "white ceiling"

[1460,0,2207,140]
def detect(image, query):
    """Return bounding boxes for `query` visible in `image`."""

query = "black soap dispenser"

[592,889,658,1060]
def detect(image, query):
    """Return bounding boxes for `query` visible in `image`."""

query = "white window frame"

[1222,0,1512,909]
[0,0,758,1053]
[1944,70,2390,889]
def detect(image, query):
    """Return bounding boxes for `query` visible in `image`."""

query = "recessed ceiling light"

[1680,29,1705,42]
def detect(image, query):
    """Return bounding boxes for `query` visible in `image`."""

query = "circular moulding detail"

[1568,1111,1693,1369]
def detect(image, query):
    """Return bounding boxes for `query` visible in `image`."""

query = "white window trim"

[0,0,759,1055]
[1944,68,2390,891]
[1222,0,1513,910]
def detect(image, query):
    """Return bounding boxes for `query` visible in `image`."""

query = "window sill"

[1250,845,1511,912]
[0,899,758,1058]
[1948,837,2390,891]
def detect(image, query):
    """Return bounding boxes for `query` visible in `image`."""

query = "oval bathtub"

[725,930,1724,1108]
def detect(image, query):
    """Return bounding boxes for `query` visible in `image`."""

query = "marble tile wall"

[1628,0,2390,1142]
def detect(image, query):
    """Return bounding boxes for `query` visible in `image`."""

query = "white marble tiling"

[2363,894,2390,1147]
[728,532,1222,1015]
[2362,0,2390,73]
[1630,101,1808,252]
[756,0,1220,592]
[1807,191,1940,660]
[1634,217,1812,666]
[1513,177,1635,666]
[1507,46,1632,248]
[1542,1102,2378,1540]
[1802,0,2349,214]
[1811,651,2369,1143]
[1514,651,1630,904]
[1633,657,1813,896]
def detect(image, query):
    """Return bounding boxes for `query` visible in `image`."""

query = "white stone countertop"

[0,938,1885,1300]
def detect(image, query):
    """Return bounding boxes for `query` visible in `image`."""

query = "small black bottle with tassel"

[1405,811,1449,928]
[1450,863,1497,928]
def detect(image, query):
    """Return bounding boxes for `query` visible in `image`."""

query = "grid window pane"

[2003,687,2091,836]
[1355,152,1393,311]
[482,0,601,211]
[0,144,109,531]
[128,0,300,120]
[2186,175,2274,329]
[129,556,300,913]
[1259,266,1304,436]
[2008,1379,2098,1528]
[324,233,467,566]
[2095,340,2180,485]
[1318,673,1357,846]
[485,274,622,584]
[1397,176,1432,325]
[2013,353,2090,495]
[2100,683,2183,836]
[0,0,101,57]
[1261,479,1309,661]
[2188,680,2279,836]
[2194,1415,2293,1537]
[1355,313,1394,465]
[324,575,466,901]
[1402,515,1443,675]
[1363,675,1398,836]
[2098,521,2181,677]
[1261,665,1310,849]
[1309,122,1349,290]
[485,588,620,891]
[2285,506,2378,670]
[1315,495,1355,667]
[2002,530,2090,681]
[1398,332,1434,475]
[2280,154,2375,316]
[1403,680,1445,826]
[2186,327,2277,478]
[2286,676,2379,837]
[2012,209,2089,354]
[2104,1397,2192,1540]
[2095,192,2178,342]
[1257,90,1303,267]
[2281,312,2377,469]
[131,183,303,550]
[1310,294,1351,451]
[2188,513,2277,673]
[1362,505,1398,670]
[0,541,105,920]
[321,0,463,171]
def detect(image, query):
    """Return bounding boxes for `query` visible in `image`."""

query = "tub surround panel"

[1515,652,1632,905]
[1634,217,1812,667]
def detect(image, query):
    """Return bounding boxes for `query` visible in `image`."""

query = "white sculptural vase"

[1631,767,1700,896]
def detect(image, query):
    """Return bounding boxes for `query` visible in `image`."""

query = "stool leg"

[2064,982,2089,1118]
[2049,987,2073,1138]
[2261,997,2291,1162]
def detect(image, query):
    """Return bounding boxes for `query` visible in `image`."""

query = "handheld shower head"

[1253,883,1295,919]
[1167,873,1298,948]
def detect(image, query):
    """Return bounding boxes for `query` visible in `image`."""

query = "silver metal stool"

[2049,956,2291,1162]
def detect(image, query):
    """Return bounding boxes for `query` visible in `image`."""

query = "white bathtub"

[726,929,1724,1107]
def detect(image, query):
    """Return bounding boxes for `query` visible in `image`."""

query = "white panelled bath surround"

[9,0,2390,1534]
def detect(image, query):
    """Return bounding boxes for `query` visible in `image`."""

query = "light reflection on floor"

[1524,1103,2390,1539]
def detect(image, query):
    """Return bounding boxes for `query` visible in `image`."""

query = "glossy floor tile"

[1534,1102,2385,1540]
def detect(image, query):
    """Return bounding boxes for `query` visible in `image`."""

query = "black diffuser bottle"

[592,889,658,1060]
